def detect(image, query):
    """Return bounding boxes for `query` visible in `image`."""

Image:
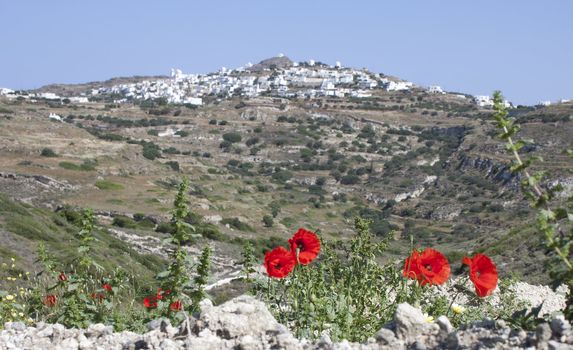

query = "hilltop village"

[0,55,516,108]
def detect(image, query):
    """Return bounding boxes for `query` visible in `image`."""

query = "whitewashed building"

[428,85,444,94]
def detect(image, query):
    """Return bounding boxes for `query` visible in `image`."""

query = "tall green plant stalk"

[154,178,213,317]
[159,179,194,298]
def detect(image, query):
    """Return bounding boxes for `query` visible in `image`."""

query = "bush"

[221,217,254,232]
[163,147,180,155]
[112,215,137,229]
[58,160,97,171]
[272,170,293,183]
[262,215,274,228]
[340,174,360,185]
[40,148,58,157]
[166,161,180,171]
[222,132,242,143]
[246,137,260,146]
[141,141,161,160]
[95,180,124,190]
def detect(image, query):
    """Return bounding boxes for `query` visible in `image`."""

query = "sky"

[0,0,571,105]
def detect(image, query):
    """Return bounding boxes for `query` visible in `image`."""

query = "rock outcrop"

[2,295,573,349]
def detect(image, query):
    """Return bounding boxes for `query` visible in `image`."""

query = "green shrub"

[95,180,124,190]
[112,215,137,229]
[262,215,274,228]
[340,174,360,185]
[58,159,97,171]
[40,148,58,157]
[222,132,242,143]
[221,217,254,232]
[166,161,180,171]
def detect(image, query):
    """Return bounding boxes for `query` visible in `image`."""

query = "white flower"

[452,303,465,314]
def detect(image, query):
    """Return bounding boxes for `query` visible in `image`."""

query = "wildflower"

[143,296,158,308]
[43,295,57,307]
[169,300,183,311]
[288,228,321,265]
[462,253,498,297]
[452,303,465,314]
[5,294,14,301]
[102,284,113,292]
[423,312,434,323]
[156,288,171,300]
[11,258,15,262]
[90,293,106,301]
[27,318,34,324]
[264,246,297,278]
[18,313,24,317]
[403,248,451,286]
[58,272,67,282]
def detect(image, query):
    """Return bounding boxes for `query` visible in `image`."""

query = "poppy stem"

[446,276,468,316]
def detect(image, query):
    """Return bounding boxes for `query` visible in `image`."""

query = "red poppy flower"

[462,253,498,297]
[264,246,296,278]
[43,294,58,307]
[143,296,158,308]
[102,284,113,292]
[156,288,170,300]
[403,248,451,286]
[169,300,182,311]
[58,272,67,282]
[90,293,106,301]
[288,228,321,265]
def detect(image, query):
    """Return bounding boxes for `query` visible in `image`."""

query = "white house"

[385,81,412,91]
[69,96,89,103]
[428,85,444,94]
[38,92,61,100]
[475,95,494,107]
[474,96,512,108]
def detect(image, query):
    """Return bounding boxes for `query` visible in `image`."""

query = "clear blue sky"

[1,0,571,105]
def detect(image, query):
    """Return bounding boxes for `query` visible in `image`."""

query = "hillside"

[0,59,572,290]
